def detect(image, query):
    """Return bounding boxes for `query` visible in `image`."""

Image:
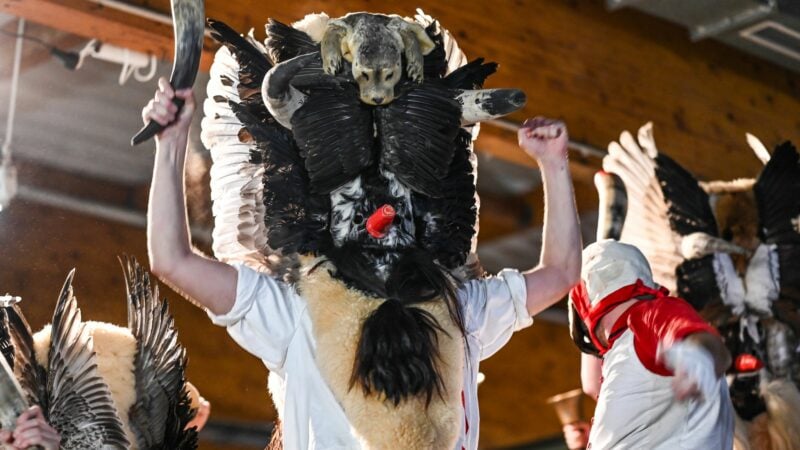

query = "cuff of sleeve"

[206,263,256,327]
[498,268,534,332]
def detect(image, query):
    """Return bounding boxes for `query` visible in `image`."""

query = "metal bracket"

[691,2,777,41]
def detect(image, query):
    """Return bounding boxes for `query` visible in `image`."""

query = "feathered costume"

[0,258,197,449]
[591,123,800,449]
[200,10,527,449]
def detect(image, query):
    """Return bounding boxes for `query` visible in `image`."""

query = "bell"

[546,388,584,425]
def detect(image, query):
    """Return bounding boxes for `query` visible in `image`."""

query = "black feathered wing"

[377,83,461,198]
[201,20,277,274]
[603,123,685,291]
[47,270,129,449]
[123,257,197,449]
[0,302,46,407]
[266,18,319,64]
[290,76,376,195]
[603,123,719,306]
[754,142,800,304]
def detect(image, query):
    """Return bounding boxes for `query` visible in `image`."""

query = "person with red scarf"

[566,240,734,449]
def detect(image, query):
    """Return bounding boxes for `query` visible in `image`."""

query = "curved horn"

[680,232,750,259]
[131,0,205,145]
[262,53,316,130]
[457,89,526,125]
[594,171,627,242]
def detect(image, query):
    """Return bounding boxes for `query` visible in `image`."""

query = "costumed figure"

[0,257,197,449]
[592,123,800,449]
[142,9,582,450]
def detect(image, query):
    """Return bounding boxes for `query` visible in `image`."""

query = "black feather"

[421,22,448,79]
[377,82,462,197]
[754,141,800,244]
[676,256,721,310]
[207,18,273,122]
[265,19,319,64]
[413,130,477,269]
[655,154,718,236]
[208,18,271,88]
[122,256,197,449]
[443,58,497,90]
[47,270,130,448]
[754,142,800,303]
[1,304,45,407]
[233,102,329,254]
[291,83,375,194]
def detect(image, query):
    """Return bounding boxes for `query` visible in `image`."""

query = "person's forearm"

[148,134,192,277]
[537,157,582,289]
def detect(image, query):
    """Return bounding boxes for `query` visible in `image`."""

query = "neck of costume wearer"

[570,280,669,355]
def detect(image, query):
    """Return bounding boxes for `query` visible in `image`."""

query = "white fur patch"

[292,13,330,43]
[298,263,463,449]
[32,325,52,369]
[713,244,780,317]
[699,179,756,194]
[713,253,746,316]
[744,244,780,315]
[330,177,364,245]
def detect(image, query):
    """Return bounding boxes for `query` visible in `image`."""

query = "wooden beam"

[0,0,217,71]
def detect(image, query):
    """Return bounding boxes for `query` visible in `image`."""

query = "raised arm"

[517,118,582,316]
[145,77,237,315]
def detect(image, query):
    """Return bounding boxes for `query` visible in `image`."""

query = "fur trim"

[700,179,755,194]
[84,321,137,447]
[298,263,464,449]
[32,325,51,368]
[291,13,330,43]
[734,379,800,450]
[33,322,138,448]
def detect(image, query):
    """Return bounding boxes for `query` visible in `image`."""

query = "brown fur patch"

[298,264,464,449]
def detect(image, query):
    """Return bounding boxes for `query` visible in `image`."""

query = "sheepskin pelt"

[33,321,138,447]
[734,379,800,450]
[298,264,464,449]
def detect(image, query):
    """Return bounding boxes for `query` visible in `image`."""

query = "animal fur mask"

[201,11,526,405]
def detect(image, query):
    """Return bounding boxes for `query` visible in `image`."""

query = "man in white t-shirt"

[566,240,734,449]
[141,78,581,449]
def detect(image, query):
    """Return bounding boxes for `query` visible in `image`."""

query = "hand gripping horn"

[131,0,205,146]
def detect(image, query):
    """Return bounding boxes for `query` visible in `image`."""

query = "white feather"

[746,132,771,165]
[291,13,330,43]
[201,46,272,273]
[602,122,682,292]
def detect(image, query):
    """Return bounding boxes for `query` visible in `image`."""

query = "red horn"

[366,204,396,239]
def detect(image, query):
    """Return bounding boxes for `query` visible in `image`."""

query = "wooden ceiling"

[1,0,800,448]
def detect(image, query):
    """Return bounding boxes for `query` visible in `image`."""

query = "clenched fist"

[518,117,569,164]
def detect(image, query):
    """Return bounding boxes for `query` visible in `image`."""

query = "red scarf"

[570,279,669,354]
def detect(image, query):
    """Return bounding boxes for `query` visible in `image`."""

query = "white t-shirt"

[208,264,533,450]
[589,331,734,450]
